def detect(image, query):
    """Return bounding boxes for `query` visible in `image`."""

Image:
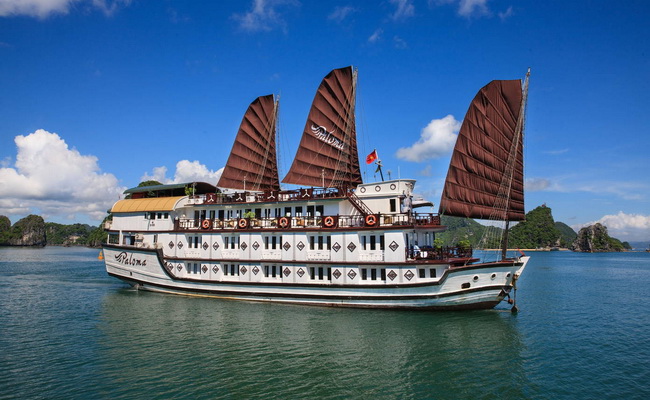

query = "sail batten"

[217,94,280,192]
[439,79,526,221]
[282,66,362,188]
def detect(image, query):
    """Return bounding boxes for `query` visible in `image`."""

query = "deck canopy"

[110,196,185,213]
[123,182,217,198]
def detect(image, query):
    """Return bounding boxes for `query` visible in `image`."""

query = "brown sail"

[217,94,280,191]
[439,79,526,221]
[282,66,362,189]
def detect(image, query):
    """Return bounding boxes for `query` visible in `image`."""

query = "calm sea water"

[0,247,649,399]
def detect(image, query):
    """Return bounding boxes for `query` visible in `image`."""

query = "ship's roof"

[123,182,217,195]
[110,196,185,213]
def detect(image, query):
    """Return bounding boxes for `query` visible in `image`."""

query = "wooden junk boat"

[103,66,531,310]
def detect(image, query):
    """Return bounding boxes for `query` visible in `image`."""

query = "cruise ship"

[103,66,530,310]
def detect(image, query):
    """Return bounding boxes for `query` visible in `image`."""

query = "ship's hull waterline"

[103,245,528,310]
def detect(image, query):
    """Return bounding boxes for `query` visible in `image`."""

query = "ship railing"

[176,212,442,231]
[407,246,473,261]
[194,187,350,205]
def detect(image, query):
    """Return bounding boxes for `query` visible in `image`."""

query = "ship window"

[295,206,303,216]
[430,268,436,278]
[164,213,169,219]
[327,267,331,281]
[327,236,331,250]
[461,282,470,289]
[194,236,199,249]
[371,269,377,280]
[284,207,291,216]
[153,234,158,244]
[361,236,367,250]
[361,268,367,280]
[224,237,229,249]
[418,269,425,279]
[381,268,386,281]
[264,265,279,278]
[370,236,376,250]
[310,236,315,250]
[380,234,385,250]
[108,234,119,244]
[318,236,324,250]
[310,267,315,280]
[318,267,324,280]
[307,205,314,216]
[390,199,396,212]
[316,205,324,216]
[223,263,228,276]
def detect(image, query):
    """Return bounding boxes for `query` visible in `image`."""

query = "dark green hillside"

[508,205,561,249]
[555,221,577,247]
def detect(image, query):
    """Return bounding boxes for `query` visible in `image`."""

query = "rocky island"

[571,223,630,252]
[0,215,46,246]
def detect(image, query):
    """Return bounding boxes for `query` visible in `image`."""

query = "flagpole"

[376,160,384,181]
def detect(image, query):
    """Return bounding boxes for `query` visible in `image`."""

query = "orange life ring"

[323,216,335,227]
[238,218,249,229]
[201,219,212,229]
[365,214,377,226]
[278,217,289,228]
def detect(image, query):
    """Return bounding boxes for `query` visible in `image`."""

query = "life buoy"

[323,216,335,228]
[238,218,249,229]
[365,214,377,226]
[201,219,212,230]
[278,217,289,228]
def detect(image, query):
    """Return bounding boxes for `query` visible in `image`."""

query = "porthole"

[491,273,497,280]
[461,282,471,289]
[473,275,479,282]
[506,273,511,278]
[390,183,397,190]
[360,187,366,193]
[375,185,381,192]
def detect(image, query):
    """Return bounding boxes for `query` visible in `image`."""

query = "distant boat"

[102,67,530,310]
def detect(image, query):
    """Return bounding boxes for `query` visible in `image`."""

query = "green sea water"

[0,247,649,399]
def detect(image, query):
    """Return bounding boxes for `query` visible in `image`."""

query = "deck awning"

[110,196,185,213]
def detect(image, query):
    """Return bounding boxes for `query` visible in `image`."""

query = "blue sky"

[1,0,649,242]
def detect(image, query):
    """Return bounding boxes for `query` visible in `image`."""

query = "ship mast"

[500,68,531,260]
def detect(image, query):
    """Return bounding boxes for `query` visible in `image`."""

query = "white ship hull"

[103,244,528,310]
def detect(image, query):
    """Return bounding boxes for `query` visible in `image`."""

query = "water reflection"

[99,290,527,399]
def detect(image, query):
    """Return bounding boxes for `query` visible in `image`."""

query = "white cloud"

[458,0,489,18]
[543,148,569,155]
[232,0,299,33]
[498,6,513,21]
[368,28,383,43]
[430,0,490,19]
[396,115,460,162]
[0,129,124,222]
[393,35,407,49]
[142,161,223,186]
[574,211,650,242]
[328,5,356,22]
[0,0,131,18]
[419,165,433,177]
[525,178,551,191]
[390,0,414,21]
